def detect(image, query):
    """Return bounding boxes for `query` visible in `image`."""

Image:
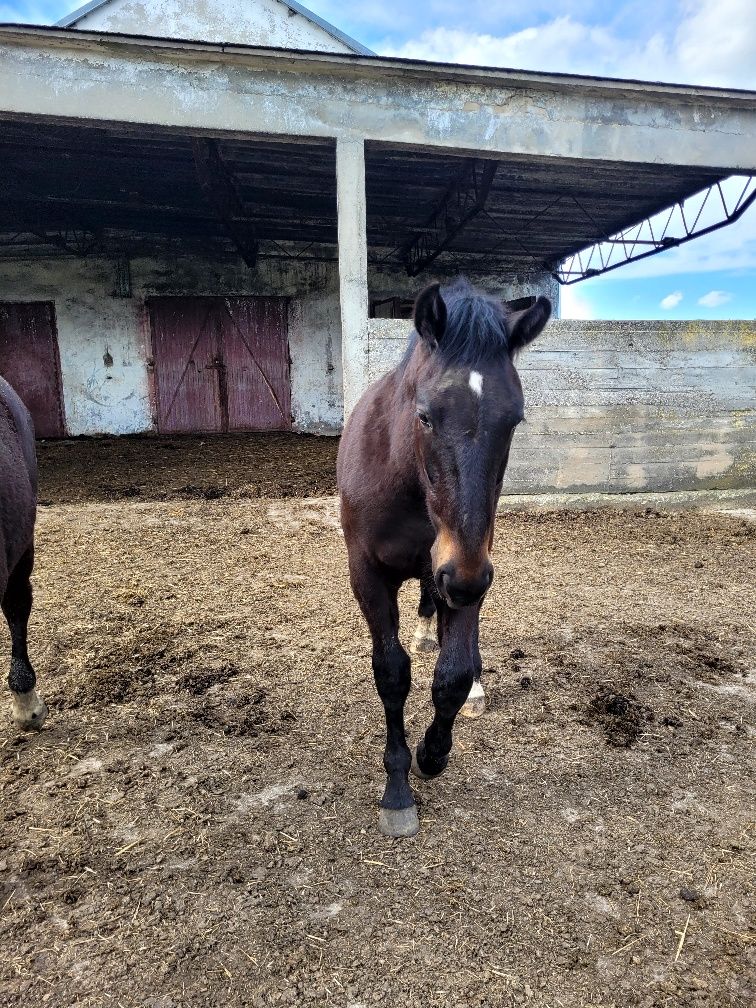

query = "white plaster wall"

[0,258,150,435]
[0,254,343,436]
[368,263,560,314]
[67,0,356,52]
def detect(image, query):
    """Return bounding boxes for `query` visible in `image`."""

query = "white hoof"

[378,805,420,838]
[460,678,485,719]
[409,616,437,656]
[11,689,48,732]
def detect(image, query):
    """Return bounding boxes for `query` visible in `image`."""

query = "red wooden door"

[149,298,224,434]
[0,301,65,438]
[220,298,291,432]
[149,297,291,434]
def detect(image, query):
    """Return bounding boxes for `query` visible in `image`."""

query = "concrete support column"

[336,136,370,421]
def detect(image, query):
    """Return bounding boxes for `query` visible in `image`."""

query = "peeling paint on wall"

[0,254,343,435]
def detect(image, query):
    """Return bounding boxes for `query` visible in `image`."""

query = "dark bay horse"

[1,376,47,731]
[338,279,551,837]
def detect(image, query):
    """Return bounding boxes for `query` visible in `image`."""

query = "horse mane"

[400,277,511,371]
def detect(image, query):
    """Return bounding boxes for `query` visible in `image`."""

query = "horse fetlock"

[9,656,35,695]
[411,742,448,781]
[11,688,48,731]
[460,677,486,719]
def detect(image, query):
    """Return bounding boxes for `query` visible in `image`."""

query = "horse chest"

[374,500,434,575]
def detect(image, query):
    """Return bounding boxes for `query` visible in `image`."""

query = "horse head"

[411,279,551,608]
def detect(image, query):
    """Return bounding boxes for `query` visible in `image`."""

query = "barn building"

[0,1,754,492]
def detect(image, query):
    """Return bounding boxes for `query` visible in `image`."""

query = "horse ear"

[414,283,447,350]
[506,296,551,352]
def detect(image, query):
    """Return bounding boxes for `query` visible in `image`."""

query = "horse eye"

[417,411,432,430]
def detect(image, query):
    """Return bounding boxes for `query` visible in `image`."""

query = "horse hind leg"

[459,600,485,719]
[409,582,438,656]
[459,677,485,719]
[3,548,47,731]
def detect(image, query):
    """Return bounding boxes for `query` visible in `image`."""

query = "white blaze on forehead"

[469,370,483,397]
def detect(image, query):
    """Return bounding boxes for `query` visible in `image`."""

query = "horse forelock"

[437,278,510,366]
[402,278,512,372]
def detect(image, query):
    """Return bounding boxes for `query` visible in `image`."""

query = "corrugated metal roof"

[0,118,732,271]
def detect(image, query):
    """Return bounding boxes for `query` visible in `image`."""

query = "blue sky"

[1,0,755,319]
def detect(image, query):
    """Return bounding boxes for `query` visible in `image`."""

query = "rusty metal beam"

[399,159,499,276]
[551,175,756,284]
[192,138,258,269]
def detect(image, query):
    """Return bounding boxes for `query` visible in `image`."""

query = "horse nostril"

[435,564,454,599]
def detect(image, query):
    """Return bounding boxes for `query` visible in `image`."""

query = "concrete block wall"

[367,318,756,494]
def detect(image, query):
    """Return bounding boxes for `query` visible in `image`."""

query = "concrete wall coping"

[368,317,756,339]
[1,24,755,106]
[2,27,754,171]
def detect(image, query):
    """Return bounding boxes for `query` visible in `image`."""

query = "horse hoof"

[460,680,485,719]
[411,746,445,781]
[11,690,48,732]
[378,805,420,838]
[409,616,437,656]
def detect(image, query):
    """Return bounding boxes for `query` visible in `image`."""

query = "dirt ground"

[1,436,754,1008]
[36,433,339,505]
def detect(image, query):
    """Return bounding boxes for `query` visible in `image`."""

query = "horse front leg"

[350,559,418,838]
[3,547,47,731]
[412,601,478,780]
[459,600,485,719]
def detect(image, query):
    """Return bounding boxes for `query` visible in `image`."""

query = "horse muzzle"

[434,560,493,609]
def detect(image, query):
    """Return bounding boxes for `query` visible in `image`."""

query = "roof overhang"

[1,22,755,104]
[0,24,754,275]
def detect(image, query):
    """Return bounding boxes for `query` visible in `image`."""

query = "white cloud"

[382,0,756,88]
[559,284,594,319]
[675,0,756,88]
[698,290,732,307]
[660,291,684,309]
